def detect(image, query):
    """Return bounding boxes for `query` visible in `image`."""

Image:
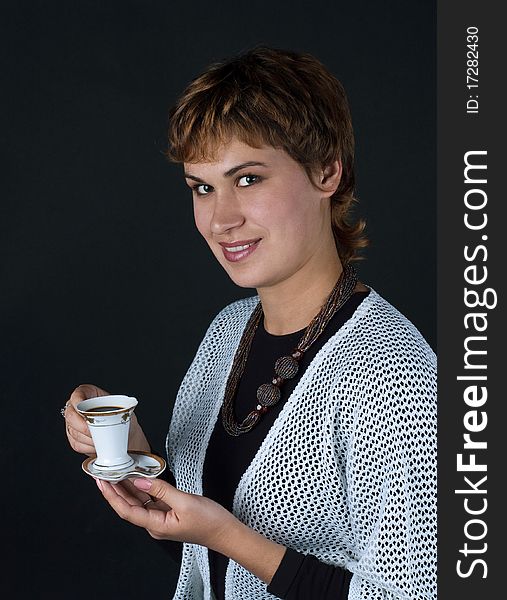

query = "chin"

[224,266,285,291]
[225,272,263,290]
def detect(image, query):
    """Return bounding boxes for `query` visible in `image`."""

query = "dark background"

[3,1,435,598]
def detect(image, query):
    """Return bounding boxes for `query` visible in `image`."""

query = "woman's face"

[184,137,336,291]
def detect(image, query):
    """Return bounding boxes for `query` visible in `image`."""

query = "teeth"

[226,241,256,252]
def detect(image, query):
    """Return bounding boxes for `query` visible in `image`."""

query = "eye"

[192,183,213,196]
[237,174,262,187]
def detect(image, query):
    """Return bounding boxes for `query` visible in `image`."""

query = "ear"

[319,160,342,196]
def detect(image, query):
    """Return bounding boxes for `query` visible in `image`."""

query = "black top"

[202,290,370,599]
[156,290,370,598]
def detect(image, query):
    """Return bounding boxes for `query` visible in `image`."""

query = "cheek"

[193,201,211,239]
[269,192,315,238]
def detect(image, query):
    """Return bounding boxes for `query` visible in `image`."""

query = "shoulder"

[212,294,259,324]
[208,294,259,329]
[171,295,260,402]
[199,294,259,344]
[336,289,436,444]
[352,287,436,369]
[324,287,436,409]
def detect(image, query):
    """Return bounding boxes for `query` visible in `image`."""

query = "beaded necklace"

[221,262,358,436]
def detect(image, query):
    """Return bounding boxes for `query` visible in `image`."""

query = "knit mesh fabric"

[166,287,436,600]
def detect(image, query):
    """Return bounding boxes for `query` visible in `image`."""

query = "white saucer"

[82,451,166,482]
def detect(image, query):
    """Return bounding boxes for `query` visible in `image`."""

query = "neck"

[257,256,344,336]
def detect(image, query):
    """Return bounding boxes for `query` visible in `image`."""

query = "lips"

[219,238,262,263]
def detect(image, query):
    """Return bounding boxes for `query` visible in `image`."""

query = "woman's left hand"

[96,477,239,553]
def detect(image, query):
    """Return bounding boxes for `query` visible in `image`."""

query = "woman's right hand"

[64,384,110,455]
[63,384,151,456]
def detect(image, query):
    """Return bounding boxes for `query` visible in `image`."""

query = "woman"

[64,46,436,599]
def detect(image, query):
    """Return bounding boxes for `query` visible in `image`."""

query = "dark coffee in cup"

[87,406,123,413]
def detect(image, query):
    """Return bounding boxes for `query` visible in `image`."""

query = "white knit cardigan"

[166,286,437,600]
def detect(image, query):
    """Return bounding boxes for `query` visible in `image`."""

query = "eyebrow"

[184,161,269,183]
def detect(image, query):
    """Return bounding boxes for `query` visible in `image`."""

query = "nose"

[209,192,245,236]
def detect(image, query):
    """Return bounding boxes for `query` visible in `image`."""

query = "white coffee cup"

[76,395,138,470]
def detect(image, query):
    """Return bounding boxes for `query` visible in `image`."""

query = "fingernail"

[96,478,103,491]
[133,478,152,491]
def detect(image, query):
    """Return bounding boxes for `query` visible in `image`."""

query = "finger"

[96,480,151,507]
[66,423,95,454]
[66,422,93,446]
[109,480,150,508]
[69,384,110,408]
[65,384,111,435]
[133,476,181,507]
[122,479,151,503]
[123,479,169,509]
[68,438,95,455]
[64,405,92,437]
[98,480,173,532]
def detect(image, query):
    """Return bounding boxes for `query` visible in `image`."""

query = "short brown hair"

[166,45,369,264]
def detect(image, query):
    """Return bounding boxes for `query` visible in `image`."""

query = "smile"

[227,242,256,252]
[219,239,261,263]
